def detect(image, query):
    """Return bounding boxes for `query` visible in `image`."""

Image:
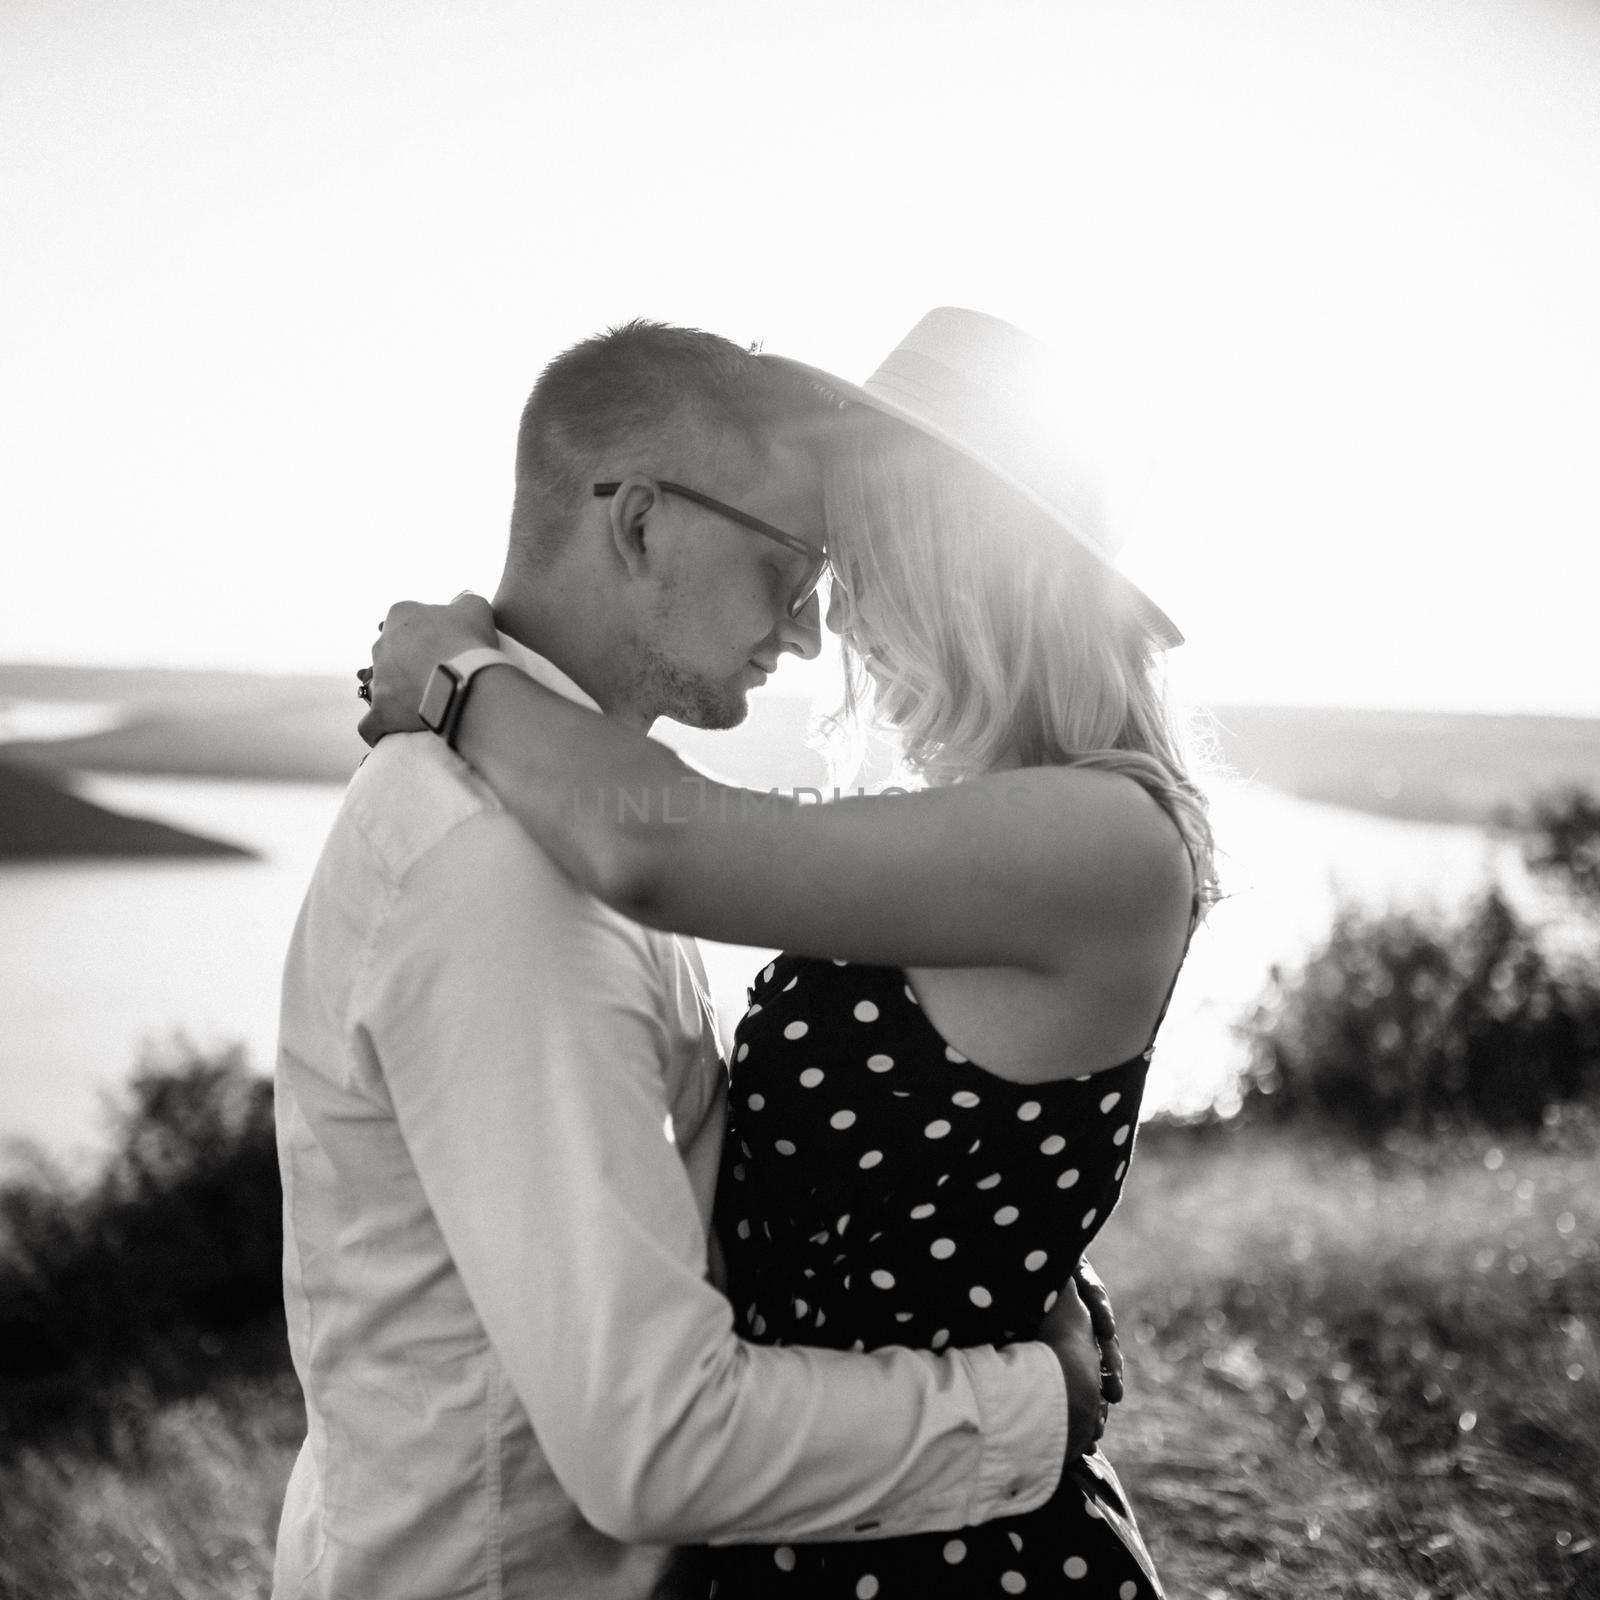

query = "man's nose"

[778,590,823,661]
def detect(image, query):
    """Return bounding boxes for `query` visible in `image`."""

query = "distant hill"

[3,662,1598,826]
[0,664,369,783]
[0,760,253,861]
[1205,704,1600,825]
[0,662,829,791]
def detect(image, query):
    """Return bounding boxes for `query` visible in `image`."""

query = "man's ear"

[605,475,662,580]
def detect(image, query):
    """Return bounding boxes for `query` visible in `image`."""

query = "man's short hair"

[510,320,814,555]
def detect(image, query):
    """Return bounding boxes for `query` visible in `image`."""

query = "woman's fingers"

[358,594,496,745]
[1072,1257,1126,1406]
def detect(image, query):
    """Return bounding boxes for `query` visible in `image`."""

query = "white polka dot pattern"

[712,953,1159,1598]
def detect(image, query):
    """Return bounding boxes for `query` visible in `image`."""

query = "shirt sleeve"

[361,807,1067,1546]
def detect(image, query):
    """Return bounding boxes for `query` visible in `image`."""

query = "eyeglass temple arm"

[594,481,822,558]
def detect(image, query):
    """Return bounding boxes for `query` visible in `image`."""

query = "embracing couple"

[273,309,1215,1599]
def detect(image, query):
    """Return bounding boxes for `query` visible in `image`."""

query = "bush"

[1517,786,1600,912]
[0,1042,288,1456]
[1238,888,1600,1140]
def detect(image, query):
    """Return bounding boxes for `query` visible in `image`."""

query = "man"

[274,321,1112,1599]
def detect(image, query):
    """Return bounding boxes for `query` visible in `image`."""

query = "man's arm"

[362,805,1070,1546]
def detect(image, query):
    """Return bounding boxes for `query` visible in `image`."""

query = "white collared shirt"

[272,635,1065,1600]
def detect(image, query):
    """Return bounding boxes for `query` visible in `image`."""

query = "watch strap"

[419,647,513,749]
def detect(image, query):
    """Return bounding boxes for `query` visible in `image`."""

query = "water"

[0,771,1511,1166]
[0,699,128,743]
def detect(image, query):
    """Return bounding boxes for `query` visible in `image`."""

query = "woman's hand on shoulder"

[358,593,498,746]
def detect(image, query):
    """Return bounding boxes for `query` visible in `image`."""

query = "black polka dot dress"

[705,956,1165,1599]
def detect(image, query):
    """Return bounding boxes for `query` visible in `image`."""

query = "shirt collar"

[495,631,602,714]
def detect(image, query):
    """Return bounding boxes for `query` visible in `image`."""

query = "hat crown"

[860,307,1119,559]
[758,307,1182,647]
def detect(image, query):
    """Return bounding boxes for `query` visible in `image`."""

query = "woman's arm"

[364,599,1192,973]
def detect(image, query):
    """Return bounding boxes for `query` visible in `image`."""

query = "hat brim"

[763,352,1183,650]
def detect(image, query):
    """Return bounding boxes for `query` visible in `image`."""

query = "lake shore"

[0,761,252,862]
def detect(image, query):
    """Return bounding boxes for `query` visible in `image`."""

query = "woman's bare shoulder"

[985,764,1195,928]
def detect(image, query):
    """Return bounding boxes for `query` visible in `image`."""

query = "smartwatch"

[418,648,512,750]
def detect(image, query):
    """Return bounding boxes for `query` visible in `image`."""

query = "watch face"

[418,664,459,731]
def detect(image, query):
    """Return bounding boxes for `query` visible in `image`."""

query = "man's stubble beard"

[629,644,750,732]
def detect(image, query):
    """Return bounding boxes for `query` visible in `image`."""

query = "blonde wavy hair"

[821,414,1219,907]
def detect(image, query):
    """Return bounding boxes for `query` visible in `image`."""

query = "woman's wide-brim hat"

[763,306,1182,649]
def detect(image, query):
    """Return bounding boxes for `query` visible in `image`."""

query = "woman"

[364,309,1215,1597]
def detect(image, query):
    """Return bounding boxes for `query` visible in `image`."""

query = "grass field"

[3,1124,1594,1600]
[1094,1123,1599,1598]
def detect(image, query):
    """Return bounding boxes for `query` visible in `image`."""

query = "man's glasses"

[593,480,828,620]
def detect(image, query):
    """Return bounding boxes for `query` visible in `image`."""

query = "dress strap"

[1140,875,1203,1063]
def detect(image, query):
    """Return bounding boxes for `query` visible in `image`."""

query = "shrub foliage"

[1517,786,1600,911]
[1240,887,1600,1139]
[0,1042,287,1454]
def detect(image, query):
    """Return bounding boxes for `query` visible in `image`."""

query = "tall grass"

[1096,1123,1600,1599]
[4,1123,1592,1600]
[0,1378,303,1600]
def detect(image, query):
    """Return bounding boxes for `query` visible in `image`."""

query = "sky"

[4,0,1599,715]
